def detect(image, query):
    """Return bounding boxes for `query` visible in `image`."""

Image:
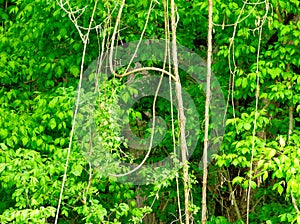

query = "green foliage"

[211,0,300,222]
[1,0,300,223]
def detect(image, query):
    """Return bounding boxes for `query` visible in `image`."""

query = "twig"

[224,168,242,220]
[291,192,299,213]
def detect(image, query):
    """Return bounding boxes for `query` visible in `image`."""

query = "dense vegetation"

[0,0,300,223]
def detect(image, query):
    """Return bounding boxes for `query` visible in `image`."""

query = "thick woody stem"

[170,0,190,223]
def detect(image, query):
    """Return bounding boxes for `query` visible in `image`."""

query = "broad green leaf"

[22,137,29,146]
[263,171,268,181]
[277,184,284,195]
[244,123,251,130]
[49,118,56,130]
[267,149,276,159]
[0,142,8,150]
[71,164,83,177]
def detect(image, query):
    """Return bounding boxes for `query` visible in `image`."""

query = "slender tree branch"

[109,0,126,76]
[202,0,212,222]
[291,192,299,213]
[246,2,267,221]
[170,0,190,223]
[224,168,242,220]
[55,1,99,223]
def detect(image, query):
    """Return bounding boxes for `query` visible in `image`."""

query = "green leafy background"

[0,0,300,223]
